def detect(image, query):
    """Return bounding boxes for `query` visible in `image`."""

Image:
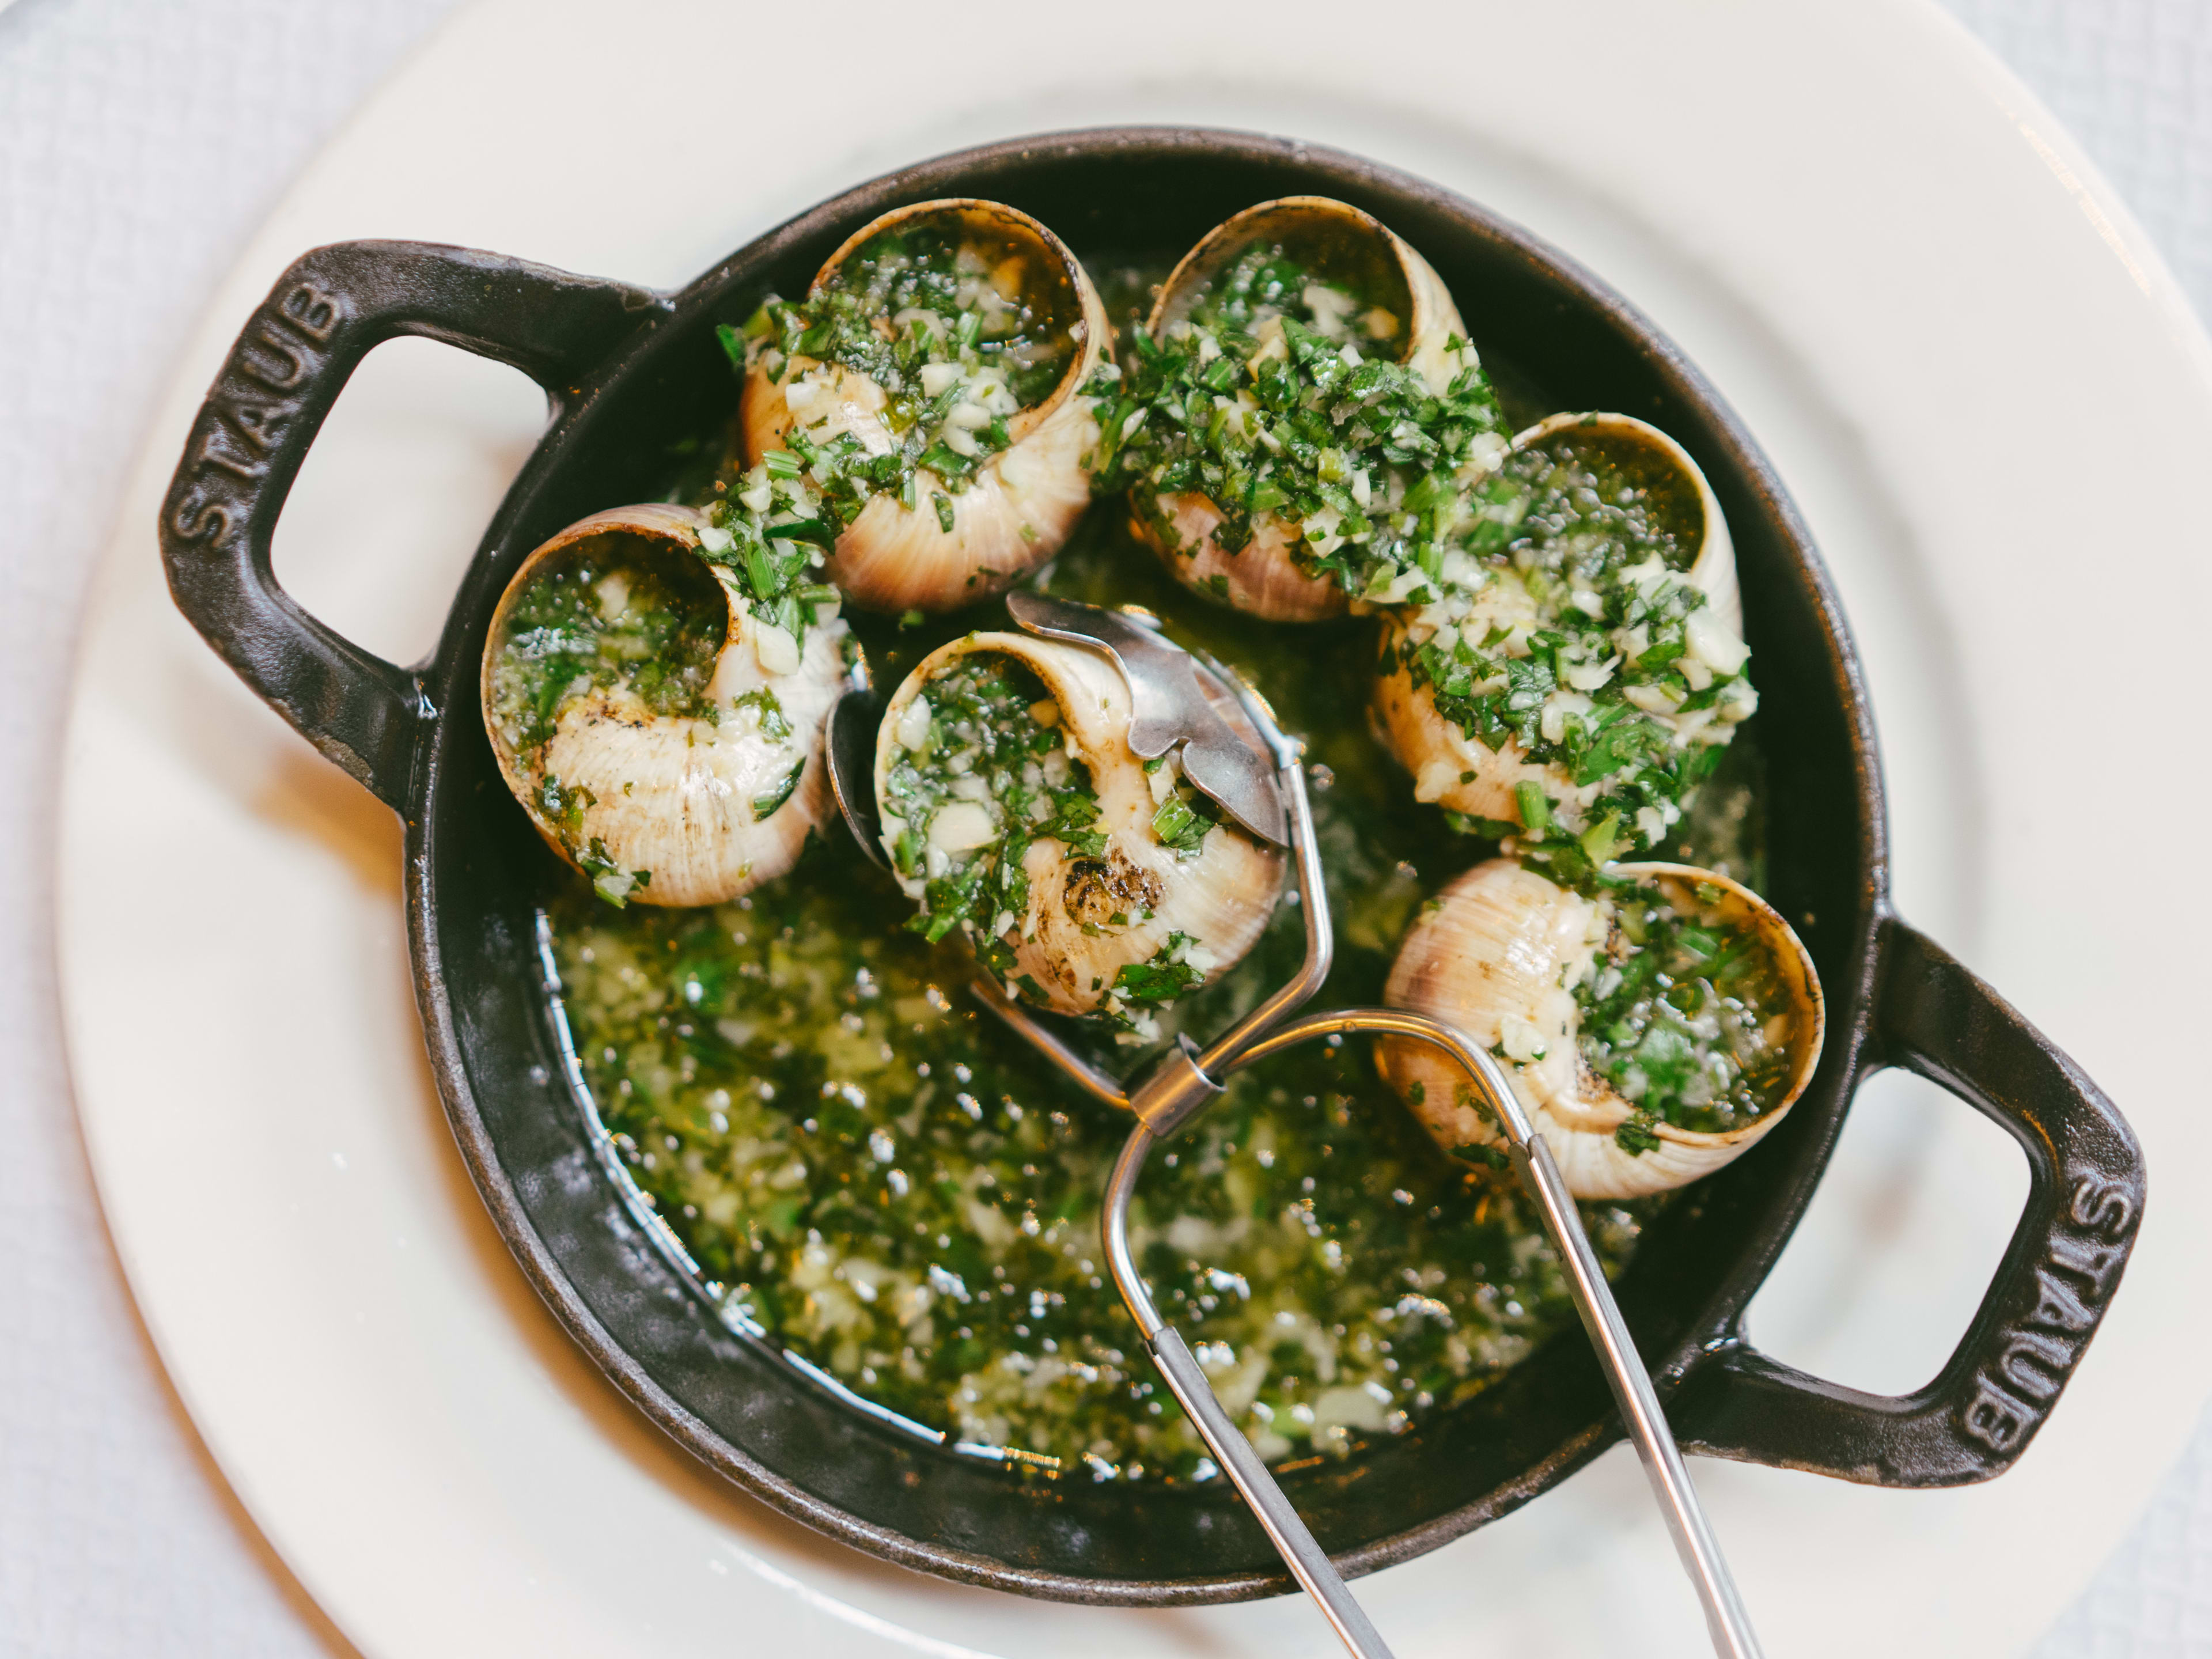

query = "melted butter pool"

[546,271,1765,1483]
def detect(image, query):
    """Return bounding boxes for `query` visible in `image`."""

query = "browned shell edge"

[1612,859,1829,1132]
[478,502,718,859]
[806,197,1111,444]
[1143,195,1425,370]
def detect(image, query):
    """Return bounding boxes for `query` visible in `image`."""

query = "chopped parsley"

[736,224,1080,537]
[693,473,842,654]
[1613,1116,1664,1156]
[488,534,726,753]
[749,762,805,821]
[1575,874,1796,1139]
[577,836,650,907]
[1109,931,1209,1006]
[880,654,1104,962]
[1397,425,1758,868]
[1146,753,1223,858]
[1085,242,1506,602]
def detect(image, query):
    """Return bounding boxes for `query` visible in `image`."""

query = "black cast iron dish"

[160,128,2144,1604]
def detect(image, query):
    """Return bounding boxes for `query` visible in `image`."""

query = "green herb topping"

[1111,931,1210,1006]
[734,224,1080,536]
[880,652,1104,964]
[1145,751,1224,859]
[694,468,843,657]
[1391,425,1758,877]
[1085,242,1506,600]
[488,533,727,755]
[1575,876,1796,1140]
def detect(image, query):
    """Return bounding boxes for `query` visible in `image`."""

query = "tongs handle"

[1233,1010,1767,1659]
[1513,1134,1764,1659]
[1154,1321,1397,1656]
[1104,1124,1396,1659]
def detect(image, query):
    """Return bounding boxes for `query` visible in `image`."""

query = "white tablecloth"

[3,1,2206,1652]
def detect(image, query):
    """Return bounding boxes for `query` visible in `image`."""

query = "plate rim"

[55,3,2212,1654]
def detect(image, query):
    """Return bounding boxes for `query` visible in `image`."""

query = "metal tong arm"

[964,984,1130,1109]
[1229,1009,1767,1659]
[973,657,1396,1654]
[1102,1119,1395,1659]
[1190,733,1332,1082]
[975,720,1388,1656]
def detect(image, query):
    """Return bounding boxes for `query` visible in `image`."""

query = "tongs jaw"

[823,592,1289,873]
[1005,591,1288,846]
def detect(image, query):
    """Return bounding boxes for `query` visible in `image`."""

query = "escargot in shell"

[1373,411,1751,860]
[737,199,1110,617]
[1092,196,1502,622]
[873,629,1285,1038]
[1378,857,1821,1198]
[482,503,849,906]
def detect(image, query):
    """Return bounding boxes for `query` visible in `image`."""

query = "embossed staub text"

[168,280,346,548]
[1959,1173,2135,1453]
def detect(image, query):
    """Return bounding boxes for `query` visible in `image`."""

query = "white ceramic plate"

[59,1,2212,1654]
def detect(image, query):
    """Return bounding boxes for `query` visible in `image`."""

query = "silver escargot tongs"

[826,593,1764,1659]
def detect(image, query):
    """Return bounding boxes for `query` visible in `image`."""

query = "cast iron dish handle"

[1676,915,2143,1483]
[159,240,668,810]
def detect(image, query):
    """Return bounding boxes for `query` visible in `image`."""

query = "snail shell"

[1373,412,1743,832]
[1135,197,1471,622]
[481,503,847,906]
[873,630,1284,1021]
[1378,857,1822,1198]
[739,199,1110,616]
